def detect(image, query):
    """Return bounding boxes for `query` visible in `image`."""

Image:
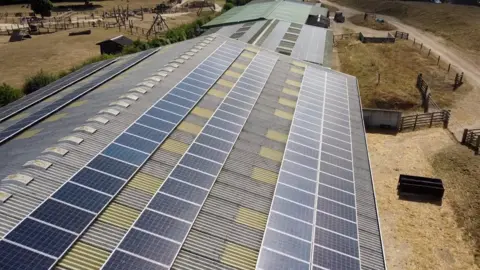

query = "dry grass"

[368,128,480,269]
[336,39,471,110]
[349,13,396,31]
[329,0,480,52]
[0,27,138,88]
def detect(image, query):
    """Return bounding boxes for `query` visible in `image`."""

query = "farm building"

[96,35,134,55]
[203,2,332,66]
[0,10,385,270]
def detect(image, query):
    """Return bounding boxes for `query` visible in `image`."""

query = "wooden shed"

[96,35,133,55]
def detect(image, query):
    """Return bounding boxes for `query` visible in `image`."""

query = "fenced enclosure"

[461,129,480,154]
[399,110,450,131]
[359,32,395,44]
[394,30,409,40]
[333,32,360,43]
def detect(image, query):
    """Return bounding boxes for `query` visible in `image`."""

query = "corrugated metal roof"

[0,33,385,270]
[203,1,316,28]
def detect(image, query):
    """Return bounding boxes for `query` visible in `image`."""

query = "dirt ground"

[0,27,138,88]
[349,13,396,31]
[0,0,225,13]
[368,128,480,269]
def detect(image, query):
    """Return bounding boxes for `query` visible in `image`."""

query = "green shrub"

[0,83,23,107]
[223,3,234,11]
[22,70,57,95]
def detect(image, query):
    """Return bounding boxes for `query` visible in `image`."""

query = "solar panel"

[257,66,362,270]
[0,40,243,270]
[102,51,278,269]
[0,59,116,123]
[0,49,159,145]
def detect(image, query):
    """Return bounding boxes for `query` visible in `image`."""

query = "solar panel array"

[257,66,361,270]
[0,49,157,145]
[103,51,279,270]
[0,59,116,123]
[0,41,243,270]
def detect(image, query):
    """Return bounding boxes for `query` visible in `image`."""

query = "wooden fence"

[399,110,450,131]
[394,30,409,40]
[359,32,395,44]
[461,128,480,154]
[416,73,430,112]
[333,32,360,43]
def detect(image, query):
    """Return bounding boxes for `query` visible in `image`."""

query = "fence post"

[443,110,450,129]
[476,136,480,155]
[430,113,434,127]
[424,93,430,113]
[437,56,440,65]
[462,129,468,144]
[413,115,418,130]
[413,38,416,45]
[420,43,423,50]
[448,64,451,72]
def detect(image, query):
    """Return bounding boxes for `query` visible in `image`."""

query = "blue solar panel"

[147,108,183,123]
[71,168,125,195]
[135,210,190,242]
[104,50,277,269]
[137,115,175,133]
[259,66,362,270]
[0,241,55,270]
[6,218,76,257]
[102,144,149,166]
[160,178,207,204]
[126,124,167,144]
[115,133,159,154]
[119,229,179,265]
[154,100,189,116]
[31,199,94,233]
[163,94,196,108]
[148,193,200,222]
[103,250,168,270]
[52,182,110,213]
[87,155,137,179]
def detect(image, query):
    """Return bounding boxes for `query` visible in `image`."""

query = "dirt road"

[324,0,480,139]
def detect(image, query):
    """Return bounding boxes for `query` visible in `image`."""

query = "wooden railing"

[394,30,409,40]
[461,128,480,154]
[399,111,450,131]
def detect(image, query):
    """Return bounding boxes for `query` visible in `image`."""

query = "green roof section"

[204,1,280,28]
[203,1,318,28]
[310,4,329,17]
[267,1,313,24]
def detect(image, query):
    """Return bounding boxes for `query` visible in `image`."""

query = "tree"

[30,0,53,18]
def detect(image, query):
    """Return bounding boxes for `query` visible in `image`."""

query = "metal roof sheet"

[203,1,316,28]
[0,34,385,270]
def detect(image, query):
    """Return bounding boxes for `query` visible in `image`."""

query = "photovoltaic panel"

[0,49,157,145]
[258,66,362,270]
[103,51,278,269]
[0,59,116,123]
[0,39,243,270]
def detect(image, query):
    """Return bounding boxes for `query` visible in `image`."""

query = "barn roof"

[0,31,386,270]
[96,35,134,46]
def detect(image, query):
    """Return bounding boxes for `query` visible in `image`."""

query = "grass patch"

[336,39,467,110]
[329,0,480,52]
[349,14,396,31]
[0,83,23,107]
